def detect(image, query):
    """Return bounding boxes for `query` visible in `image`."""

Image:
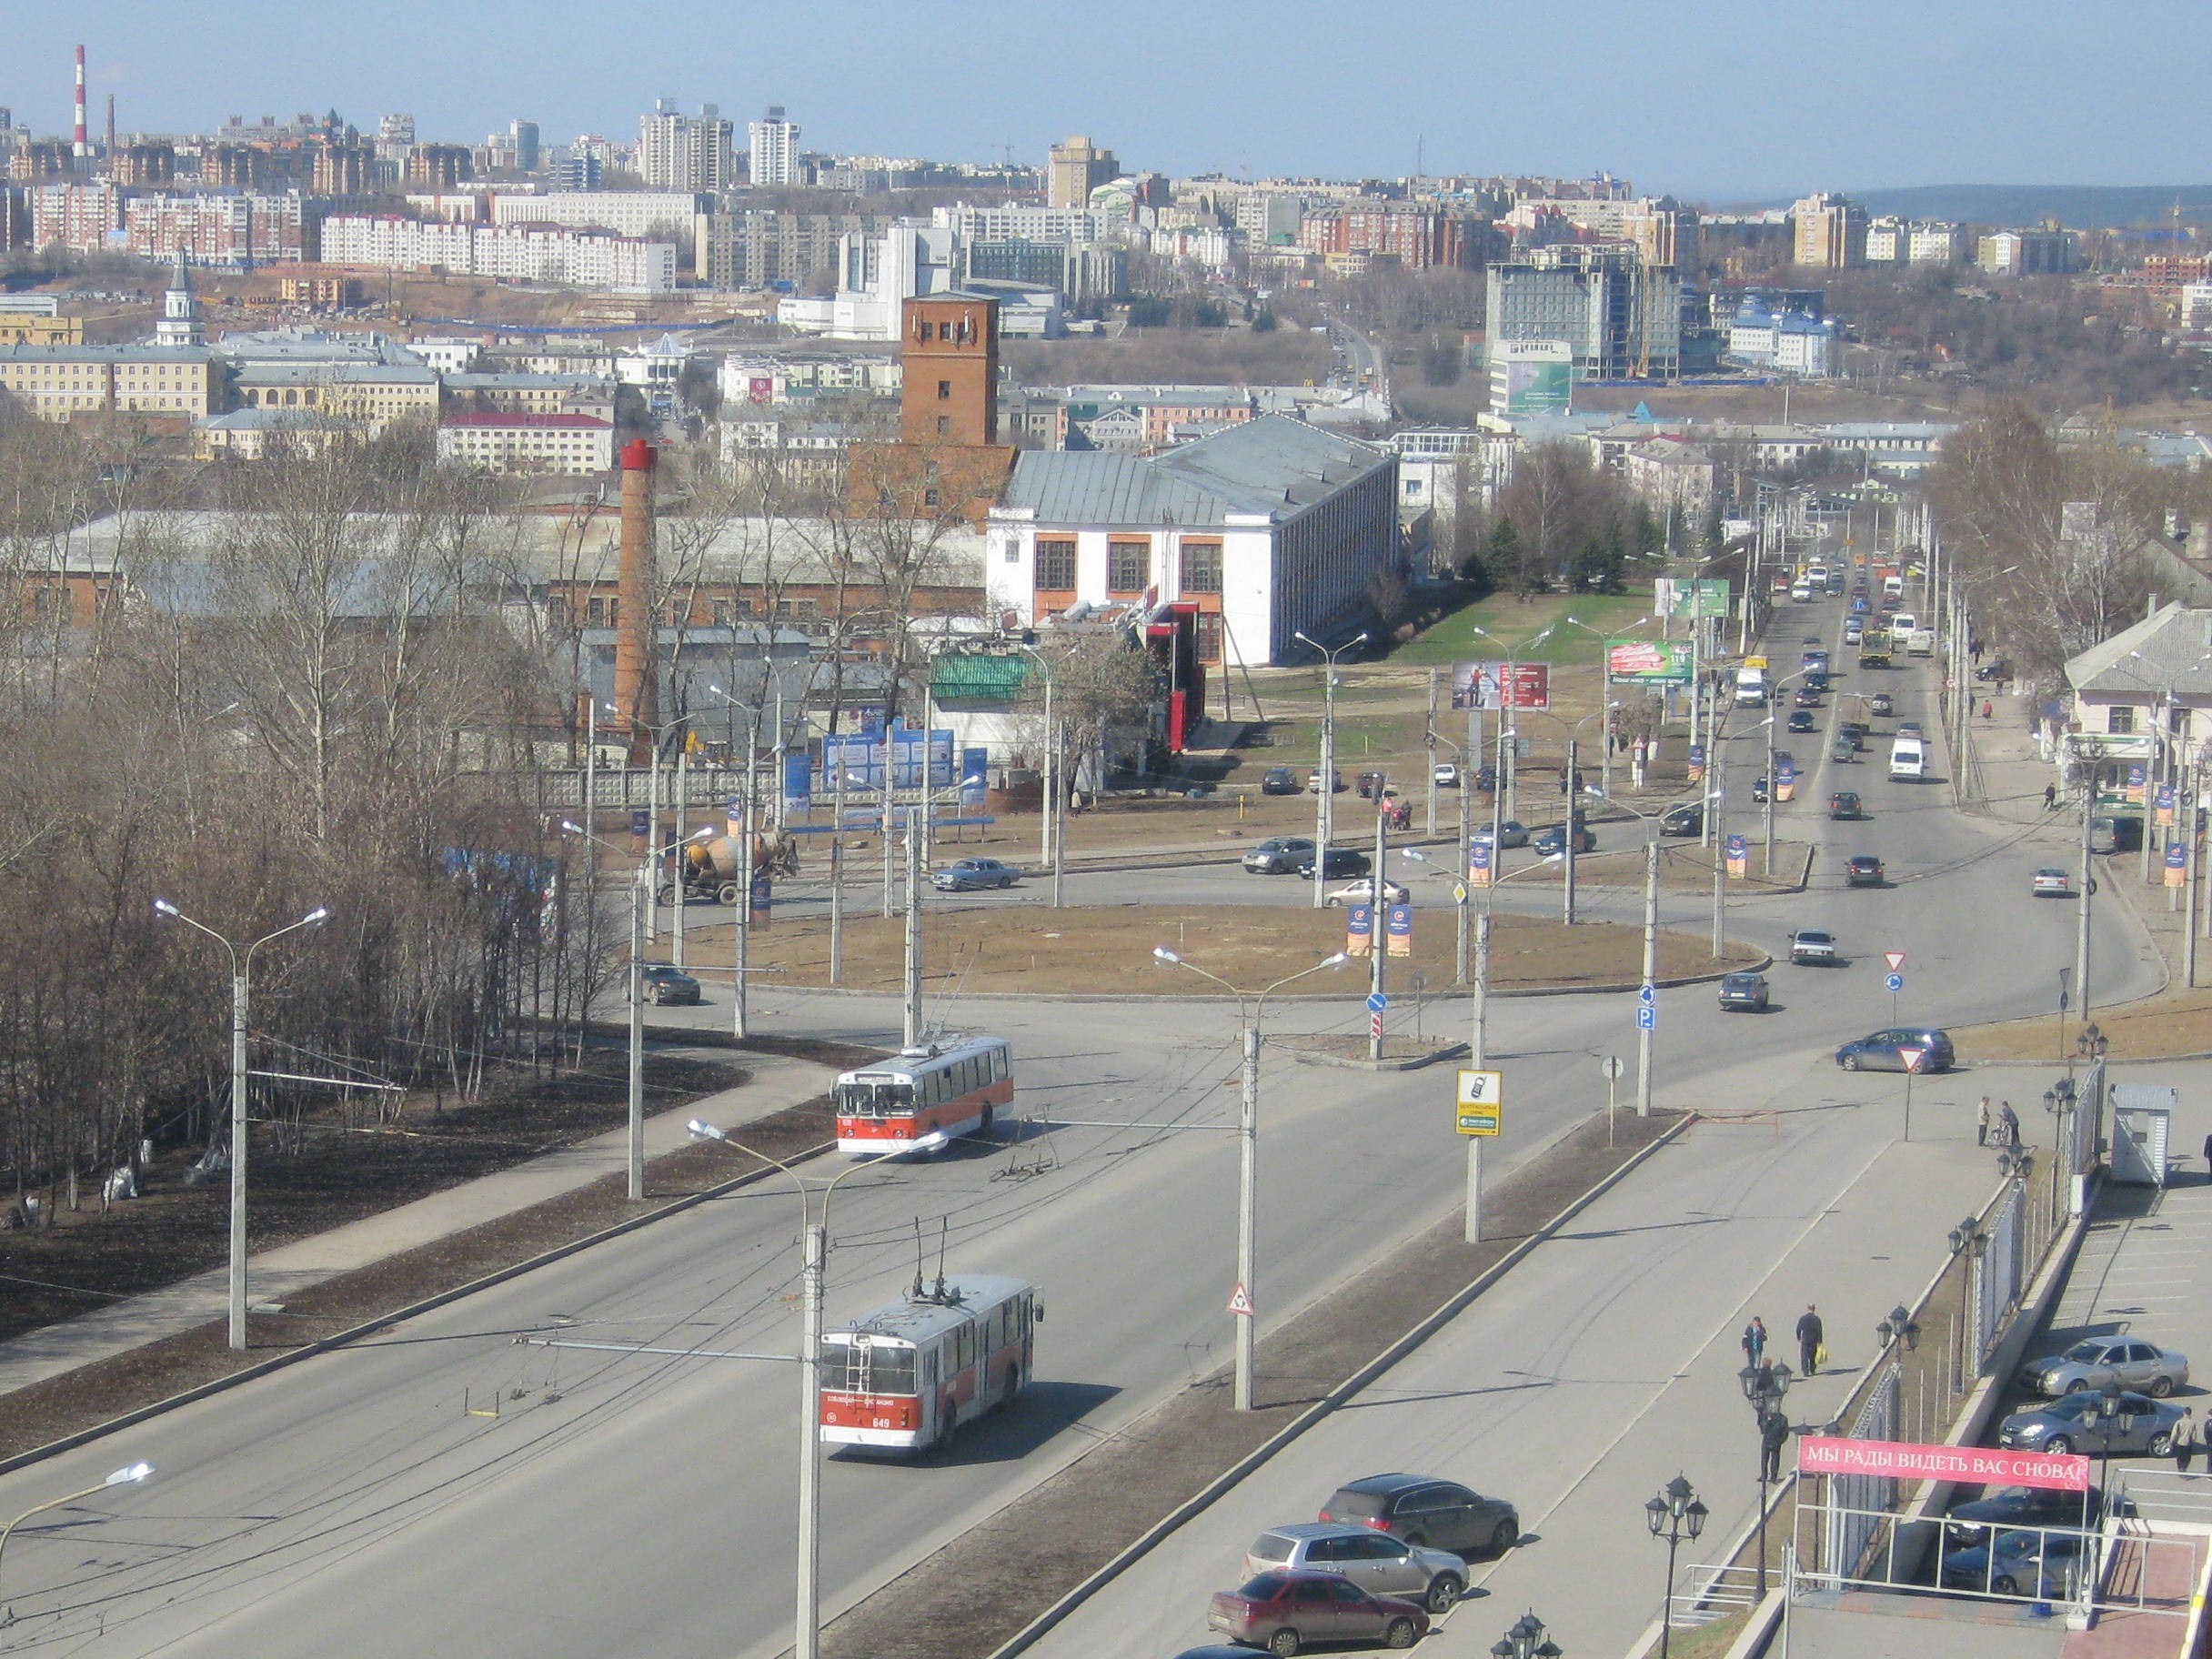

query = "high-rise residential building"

[510,120,539,172]
[112,142,176,186]
[1790,192,1867,269]
[311,143,373,196]
[638,99,731,192]
[551,150,603,192]
[375,113,415,164]
[1047,136,1119,210]
[406,144,473,189]
[1300,204,1477,270]
[1623,196,1699,272]
[1865,216,1906,264]
[1485,245,1680,382]
[748,106,799,186]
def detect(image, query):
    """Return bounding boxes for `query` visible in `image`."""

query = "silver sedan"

[2021,1337,2189,1398]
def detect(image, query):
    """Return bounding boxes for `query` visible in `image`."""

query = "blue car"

[930,858,1021,891]
[1940,1528,2089,1598]
[1835,1028,1955,1072]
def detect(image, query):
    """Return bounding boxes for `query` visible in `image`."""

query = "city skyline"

[5,0,2208,199]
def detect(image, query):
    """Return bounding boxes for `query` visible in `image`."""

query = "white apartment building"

[749,106,799,186]
[719,350,900,407]
[437,411,614,474]
[932,205,1113,245]
[637,100,732,192]
[1865,217,1906,264]
[1908,223,1966,265]
[2182,282,2212,332]
[489,191,702,244]
[319,216,676,293]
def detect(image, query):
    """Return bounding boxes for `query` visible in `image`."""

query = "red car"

[1207,1569,1429,1654]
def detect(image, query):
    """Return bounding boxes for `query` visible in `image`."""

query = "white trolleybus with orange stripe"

[832,1035,1012,1157]
[818,1272,1041,1453]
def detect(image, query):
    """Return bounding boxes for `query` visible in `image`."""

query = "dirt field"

[679,903,1759,994]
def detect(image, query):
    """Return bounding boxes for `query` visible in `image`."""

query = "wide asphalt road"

[0,597,2150,1658]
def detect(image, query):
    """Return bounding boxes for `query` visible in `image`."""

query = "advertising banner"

[1659,578,1730,619]
[1451,661,1551,711]
[2127,762,2148,805]
[1797,1435,2089,1493]
[1468,841,1493,888]
[1687,743,1705,784]
[1606,639,1695,686]
[2157,782,2176,827]
[1725,833,1747,880]
[1776,761,1797,804]
[1385,901,1413,958]
[961,747,990,808]
[1345,902,1374,958]
[2169,842,2187,888]
[783,752,812,816]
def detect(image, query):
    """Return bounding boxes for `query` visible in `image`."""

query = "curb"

[1283,1044,1460,1073]
[981,1111,1695,1659]
[0,1131,836,1482]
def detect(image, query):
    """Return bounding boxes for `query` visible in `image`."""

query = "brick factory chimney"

[616,439,659,764]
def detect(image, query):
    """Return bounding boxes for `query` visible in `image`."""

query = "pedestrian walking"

[1976,1096,1992,1146]
[1742,1316,1767,1370]
[1761,1409,1791,1483]
[2175,1408,2199,1475]
[1796,1304,1825,1376]
[1982,699,1994,721]
[2202,1128,2212,1177]
[1998,1101,2020,1147]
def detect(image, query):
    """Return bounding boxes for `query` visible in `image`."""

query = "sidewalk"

[0,1047,837,1402]
[1020,1050,2025,1659]
[1959,689,2061,827]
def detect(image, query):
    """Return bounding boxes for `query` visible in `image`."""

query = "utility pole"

[1471,908,1492,1068]
[2075,750,2095,1029]
[2188,757,2202,989]
[1455,754,1472,984]
[1712,781,1728,957]
[1763,703,1777,875]
[1424,668,1440,837]
[903,800,924,1047]
[828,759,845,986]
[1563,737,1580,925]
[1368,794,1388,1061]
[735,733,753,1041]
[673,742,688,970]
[1235,1025,1259,1411]
[1638,839,1657,1116]
[628,867,646,1196]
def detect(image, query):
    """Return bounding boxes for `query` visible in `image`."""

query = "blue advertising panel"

[960,747,990,807]
[783,751,812,815]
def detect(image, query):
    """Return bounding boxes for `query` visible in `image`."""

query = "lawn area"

[1393,591,1660,666]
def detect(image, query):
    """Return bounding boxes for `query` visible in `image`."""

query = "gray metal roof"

[2067,601,2212,697]
[1000,414,1389,528]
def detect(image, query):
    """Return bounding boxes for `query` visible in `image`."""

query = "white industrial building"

[987,415,1399,668]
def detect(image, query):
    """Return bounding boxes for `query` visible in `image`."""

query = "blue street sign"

[1366,992,1388,1013]
[1637,983,1656,1006]
[1885,972,1905,992]
[1635,1005,1656,1031]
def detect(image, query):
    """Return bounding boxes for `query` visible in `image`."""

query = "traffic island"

[688,904,1761,997]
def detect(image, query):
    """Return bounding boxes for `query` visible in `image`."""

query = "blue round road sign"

[1366,991,1388,1013]
[1885,972,1905,992]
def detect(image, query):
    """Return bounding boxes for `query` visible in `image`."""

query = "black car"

[1474,764,1498,793]
[640,964,702,1005]
[1319,1473,1519,1559]
[1845,855,1885,887]
[1787,710,1816,733]
[1717,971,1770,1012]
[1839,721,1868,750]
[1260,767,1301,796]
[1751,775,1769,803]
[1946,1484,2118,1543]
[1294,848,1371,880]
[1659,802,1704,837]
[1533,823,1595,856]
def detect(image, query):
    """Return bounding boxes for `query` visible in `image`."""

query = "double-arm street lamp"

[1007,638,1067,909]
[1294,630,1368,910]
[685,1121,912,1659]
[1151,947,1348,1411]
[1740,1359,1795,1596]
[1489,1609,1563,1659]
[1403,845,1561,1071]
[1562,612,1649,802]
[559,819,670,1200]
[1646,1473,1708,1659]
[154,899,329,1350]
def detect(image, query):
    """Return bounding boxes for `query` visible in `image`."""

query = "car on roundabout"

[639,964,701,1005]
[1788,710,1816,733]
[1870,692,1895,717]
[1835,1027,1956,1071]
[1261,767,1301,796]
[931,858,1021,891]
[1659,802,1704,837]
[1326,877,1411,907]
[1433,761,1461,788]
[1789,929,1839,965]
[1718,971,1770,1011]
[1243,837,1317,874]
[1829,792,1862,819]
[1845,855,1885,887]
[1532,822,1595,856]
[2032,868,2073,897]
[1295,848,1372,880]
[1470,820,1530,850]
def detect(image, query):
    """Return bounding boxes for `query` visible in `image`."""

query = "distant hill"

[1844,184,2212,228]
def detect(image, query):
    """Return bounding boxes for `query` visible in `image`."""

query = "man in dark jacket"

[1760,1408,1791,1482]
[1796,1304,1824,1376]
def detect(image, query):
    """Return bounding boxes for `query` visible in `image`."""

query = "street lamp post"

[2094,1383,2137,1508]
[1490,1609,1564,1659]
[1645,1473,1708,1659]
[1151,947,1349,1411]
[685,1121,899,1659]
[1010,640,1065,910]
[1740,1359,1795,1596]
[559,821,662,1200]
[1404,847,1561,1072]
[153,899,328,1350]
[1563,612,1647,802]
[1295,630,1367,910]
[0,1461,155,1603]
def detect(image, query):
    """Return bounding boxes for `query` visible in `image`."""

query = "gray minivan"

[2089,815,2144,854]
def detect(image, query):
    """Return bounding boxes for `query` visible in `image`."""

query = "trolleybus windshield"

[835,1079,912,1117]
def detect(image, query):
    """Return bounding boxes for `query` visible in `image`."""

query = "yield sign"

[1898,1047,1926,1074]
[1228,1282,1255,1318]
[1885,950,1907,972]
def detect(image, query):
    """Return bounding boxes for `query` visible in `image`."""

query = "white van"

[1790,579,1814,603]
[1889,737,1926,780]
[1883,574,1905,600]
[1888,611,1917,637]
[1735,666,1769,706]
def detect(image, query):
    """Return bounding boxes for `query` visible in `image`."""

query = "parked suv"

[1261,767,1301,796]
[1318,1473,1519,1559]
[1242,1523,1467,1614]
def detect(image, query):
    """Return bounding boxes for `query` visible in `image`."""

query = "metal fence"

[1827,1359,1902,1580]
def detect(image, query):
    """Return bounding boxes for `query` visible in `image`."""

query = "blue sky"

[13,1,2210,200]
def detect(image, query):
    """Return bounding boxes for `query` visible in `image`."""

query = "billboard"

[819,724,955,792]
[1492,339,1572,417]
[1657,578,1730,620]
[1450,661,1551,711]
[1606,639,1694,685]
[1797,1435,2088,1493]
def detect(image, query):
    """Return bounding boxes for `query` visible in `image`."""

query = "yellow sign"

[1456,1068,1503,1136]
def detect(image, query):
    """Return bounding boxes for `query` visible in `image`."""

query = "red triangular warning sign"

[1885,950,1906,971]
[1228,1282,1254,1317]
[1898,1047,1925,1073]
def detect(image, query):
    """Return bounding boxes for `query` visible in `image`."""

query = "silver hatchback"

[2020,1337,2190,1399]
[1242,1523,1467,1614]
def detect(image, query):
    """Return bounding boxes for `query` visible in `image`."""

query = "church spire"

[156,254,202,347]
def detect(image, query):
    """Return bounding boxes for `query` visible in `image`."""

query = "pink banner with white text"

[1797,1435,2089,1492]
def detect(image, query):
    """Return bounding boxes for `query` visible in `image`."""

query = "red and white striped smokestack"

[615,439,659,764]
[74,45,87,160]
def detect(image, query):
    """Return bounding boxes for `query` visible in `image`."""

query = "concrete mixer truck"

[656,830,799,906]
